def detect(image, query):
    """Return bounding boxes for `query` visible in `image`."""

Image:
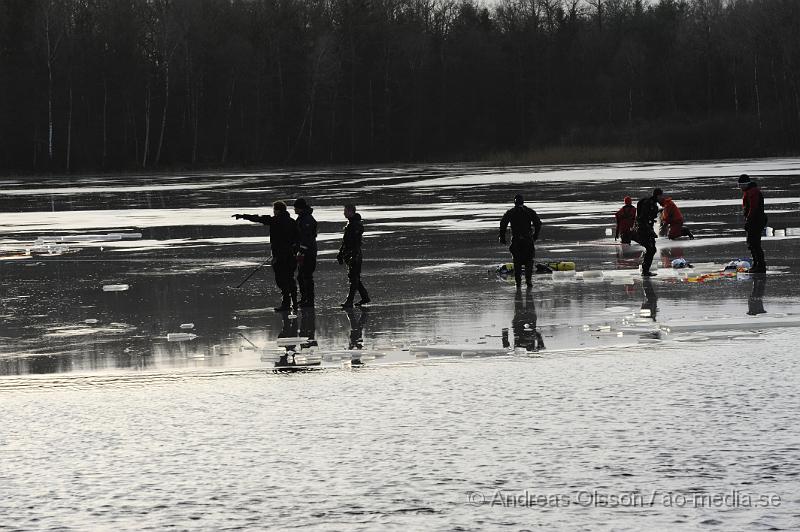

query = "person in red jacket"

[614,196,636,244]
[738,174,768,273]
[658,195,694,240]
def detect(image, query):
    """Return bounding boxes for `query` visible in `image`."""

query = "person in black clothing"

[337,203,370,308]
[738,174,768,273]
[233,201,299,311]
[499,194,542,289]
[293,198,318,307]
[630,188,663,277]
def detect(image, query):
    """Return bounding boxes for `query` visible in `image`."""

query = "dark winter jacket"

[742,182,767,229]
[296,209,318,255]
[239,211,299,259]
[499,205,542,243]
[634,196,660,234]
[339,213,364,260]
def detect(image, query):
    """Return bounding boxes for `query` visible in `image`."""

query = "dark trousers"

[746,227,766,269]
[297,253,317,303]
[272,257,297,304]
[510,240,535,286]
[345,254,369,302]
[631,229,657,273]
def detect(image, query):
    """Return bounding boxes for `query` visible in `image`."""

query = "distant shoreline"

[3,150,800,180]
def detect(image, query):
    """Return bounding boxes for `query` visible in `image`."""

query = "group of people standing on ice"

[232,200,370,312]
[498,174,768,286]
[234,173,768,305]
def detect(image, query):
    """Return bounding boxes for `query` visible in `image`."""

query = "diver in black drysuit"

[337,204,370,308]
[499,194,542,289]
[233,201,299,312]
[503,291,545,351]
[294,198,318,308]
[630,188,663,277]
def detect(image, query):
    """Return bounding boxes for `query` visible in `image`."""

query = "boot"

[274,293,291,312]
[341,286,357,308]
[355,282,370,306]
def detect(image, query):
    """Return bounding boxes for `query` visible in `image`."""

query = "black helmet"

[514,194,524,206]
[738,174,752,185]
[293,198,309,210]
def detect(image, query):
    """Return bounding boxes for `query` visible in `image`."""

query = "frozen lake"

[1,159,799,529]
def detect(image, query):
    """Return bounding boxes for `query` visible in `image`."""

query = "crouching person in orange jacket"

[658,195,695,240]
[614,196,636,244]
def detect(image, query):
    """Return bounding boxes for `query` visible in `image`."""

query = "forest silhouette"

[1,0,799,172]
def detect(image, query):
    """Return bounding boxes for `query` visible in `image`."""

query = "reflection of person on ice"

[631,188,662,277]
[499,194,542,290]
[614,196,636,244]
[502,290,544,351]
[658,195,694,240]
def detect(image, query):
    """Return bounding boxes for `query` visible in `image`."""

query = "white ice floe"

[661,314,800,333]
[167,332,197,342]
[275,337,309,346]
[102,284,129,292]
[413,262,467,271]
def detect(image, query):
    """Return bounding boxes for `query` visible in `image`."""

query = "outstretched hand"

[232,214,243,220]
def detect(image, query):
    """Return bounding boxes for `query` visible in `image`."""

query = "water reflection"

[344,307,368,365]
[748,277,767,316]
[273,309,321,370]
[502,291,544,352]
[641,278,658,322]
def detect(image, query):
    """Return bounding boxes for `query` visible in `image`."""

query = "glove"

[336,253,344,265]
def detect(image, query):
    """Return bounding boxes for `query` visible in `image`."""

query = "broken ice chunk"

[102,284,129,292]
[180,323,195,330]
[167,332,197,342]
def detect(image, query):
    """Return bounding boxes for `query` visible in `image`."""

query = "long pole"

[235,256,271,289]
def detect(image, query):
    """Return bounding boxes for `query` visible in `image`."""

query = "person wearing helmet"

[337,203,371,308]
[614,196,637,244]
[293,198,318,307]
[658,195,695,240]
[499,194,542,289]
[630,188,662,277]
[738,174,768,274]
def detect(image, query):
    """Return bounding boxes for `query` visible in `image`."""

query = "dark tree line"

[1,0,799,172]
